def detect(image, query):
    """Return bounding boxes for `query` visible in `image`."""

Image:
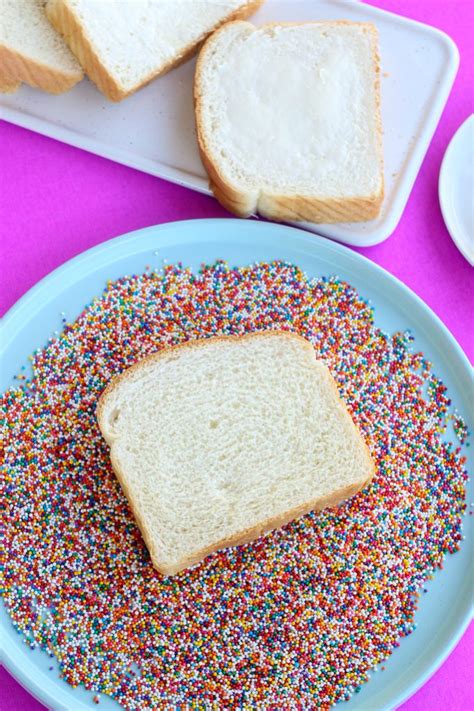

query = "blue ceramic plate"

[1,219,472,711]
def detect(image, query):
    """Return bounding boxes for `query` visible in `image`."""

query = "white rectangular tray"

[0,0,459,247]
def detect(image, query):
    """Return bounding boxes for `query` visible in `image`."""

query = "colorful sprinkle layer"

[1,261,469,708]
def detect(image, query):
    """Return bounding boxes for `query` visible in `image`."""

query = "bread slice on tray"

[97,331,374,576]
[45,0,265,101]
[0,0,83,94]
[195,20,384,223]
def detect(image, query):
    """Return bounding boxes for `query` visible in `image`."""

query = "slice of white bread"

[97,331,374,576]
[45,0,265,101]
[0,74,20,93]
[195,21,384,223]
[0,0,83,94]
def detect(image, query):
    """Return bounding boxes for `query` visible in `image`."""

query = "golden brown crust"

[97,330,375,577]
[46,0,120,99]
[46,0,265,102]
[0,44,82,94]
[257,193,384,223]
[194,20,384,223]
[108,445,165,572]
[0,73,20,93]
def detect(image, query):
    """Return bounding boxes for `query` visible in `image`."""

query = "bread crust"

[97,331,375,577]
[46,0,265,102]
[0,73,20,93]
[194,20,384,223]
[0,44,82,94]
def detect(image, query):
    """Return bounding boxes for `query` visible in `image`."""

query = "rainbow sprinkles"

[0,260,469,708]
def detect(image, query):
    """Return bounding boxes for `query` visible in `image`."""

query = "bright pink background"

[0,1,472,709]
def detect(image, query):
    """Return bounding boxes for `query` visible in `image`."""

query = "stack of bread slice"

[0,0,83,94]
[0,0,263,97]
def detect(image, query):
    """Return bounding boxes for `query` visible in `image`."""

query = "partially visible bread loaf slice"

[46,0,265,101]
[195,21,384,223]
[0,0,83,94]
[97,331,374,576]
[0,74,20,93]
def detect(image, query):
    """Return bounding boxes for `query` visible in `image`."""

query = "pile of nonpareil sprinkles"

[1,260,469,709]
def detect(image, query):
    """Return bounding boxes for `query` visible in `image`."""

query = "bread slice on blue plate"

[97,331,374,576]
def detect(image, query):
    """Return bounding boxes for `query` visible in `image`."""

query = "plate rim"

[438,113,474,266]
[1,218,472,711]
[1,219,471,372]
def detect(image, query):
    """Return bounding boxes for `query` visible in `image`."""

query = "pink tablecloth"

[0,0,472,709]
